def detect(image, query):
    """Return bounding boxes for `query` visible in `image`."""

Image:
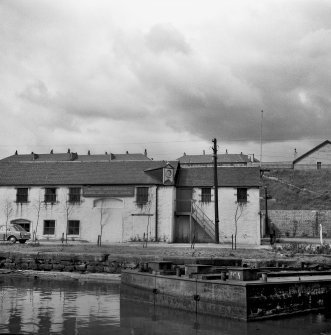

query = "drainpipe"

[155,186,158,241]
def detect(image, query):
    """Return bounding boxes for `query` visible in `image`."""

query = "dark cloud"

[1,0,331,160]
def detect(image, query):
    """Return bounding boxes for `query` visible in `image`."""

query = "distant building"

[1,149,151,162]
[293,140,331,170]
[177,152,257,168]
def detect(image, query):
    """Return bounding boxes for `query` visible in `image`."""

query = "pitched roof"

[0,161,178,186]
[0,152,150,162]
[177,167,261,187]
[293,140,331,164]
[177,154,251,164]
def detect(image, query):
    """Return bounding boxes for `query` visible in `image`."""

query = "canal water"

[1,276,331,334]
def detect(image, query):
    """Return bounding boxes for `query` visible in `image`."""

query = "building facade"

[175,167,261,245]
[0,153,261,245]
[0,160,177,243]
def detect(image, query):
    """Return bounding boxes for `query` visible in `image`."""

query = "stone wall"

[0,251,156,273]
[265,210,331,238]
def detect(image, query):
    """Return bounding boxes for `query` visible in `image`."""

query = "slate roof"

[176,167,261,187]
[293,140,331,164]
[0,161,178,186]
[0,152,150,162]
[177,154,251,164]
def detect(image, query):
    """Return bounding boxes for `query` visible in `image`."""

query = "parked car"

[0,224,31,244]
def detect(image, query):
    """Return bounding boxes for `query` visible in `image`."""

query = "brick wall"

[264,210,331,238]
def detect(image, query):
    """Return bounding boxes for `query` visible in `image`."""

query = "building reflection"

[0,277,120,334]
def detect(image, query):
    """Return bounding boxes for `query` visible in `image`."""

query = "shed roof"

[293,140,331,164]
[176,167,260,187]
[0,160,177,186]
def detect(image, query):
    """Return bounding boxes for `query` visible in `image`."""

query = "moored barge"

[121,260,331,321]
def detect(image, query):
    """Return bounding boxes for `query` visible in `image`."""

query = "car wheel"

[8,236,17,244]
[19,240,26,244]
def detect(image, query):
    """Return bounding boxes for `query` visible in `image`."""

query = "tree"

[98,199,108,246]
[3,199,13,240]
[63,190,74,244]
[32,190,43,242]
[233,202,245,250]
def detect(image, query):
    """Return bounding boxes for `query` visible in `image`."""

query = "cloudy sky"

[1,0,330,161]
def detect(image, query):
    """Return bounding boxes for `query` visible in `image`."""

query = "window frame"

[44,187,57,203]
[67,220,80,235]
[201,188,212,203]
[136,187,149,205]
[237,188,248,203]
[68,187,81,203]
[16,188,28,203]
[43,220,56,235]
[317,162,322,170]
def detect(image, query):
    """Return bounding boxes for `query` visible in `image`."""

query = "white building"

[0,158,177,243]
[0,152,261,245]
[293,140,331,170]
[175,167,261,245]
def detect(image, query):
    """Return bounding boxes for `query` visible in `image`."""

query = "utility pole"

[264,186,269,236]
[212,138,219,244]
[260,110,263,167]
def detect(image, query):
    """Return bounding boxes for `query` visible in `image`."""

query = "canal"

[1,276,331,334]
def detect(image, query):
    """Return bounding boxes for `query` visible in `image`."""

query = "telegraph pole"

[212,138,220,244]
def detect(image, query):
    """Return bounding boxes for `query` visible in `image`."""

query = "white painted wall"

[192,187,260,245]
[0,185,176,243]
[157,186,176,243]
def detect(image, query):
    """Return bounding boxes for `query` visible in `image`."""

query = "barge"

[121,260,331,321]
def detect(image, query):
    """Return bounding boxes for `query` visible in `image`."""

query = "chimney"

[67,148,70,154]
[50,149,53,154]
[126,151,129,154]
[203,150,205,155]
[144,149,147,156]
[88,150,90,155]
[15,150,18,155]
[294,148,297,159]
[183,152,186,156]
[226,149,228,154]
[105,151,108,155]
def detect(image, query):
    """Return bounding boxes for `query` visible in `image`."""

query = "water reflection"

[0,276,120,334]
[1,276,331,334]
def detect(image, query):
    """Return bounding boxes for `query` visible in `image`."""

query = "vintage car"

[0,224,31,243]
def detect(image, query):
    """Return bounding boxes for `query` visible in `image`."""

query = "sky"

[1,0,331,162]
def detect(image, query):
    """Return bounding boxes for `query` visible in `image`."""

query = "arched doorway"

[93,198,124,242]
[11,219,31,232]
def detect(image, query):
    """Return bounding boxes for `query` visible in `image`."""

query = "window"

[317,162,322,170]
[43,220,55,235]
[201,188,211,203]
[45,188,56,203]
[136,187,149,204]
[237,188,247,203]
[69,187,81,203]
[16,188,28,203]
[68,220,80,235]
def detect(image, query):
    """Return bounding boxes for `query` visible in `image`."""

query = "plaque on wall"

[83,186,134,197]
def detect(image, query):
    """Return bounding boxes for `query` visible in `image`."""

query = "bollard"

[261,272,268,282]
[176,267,181,277]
